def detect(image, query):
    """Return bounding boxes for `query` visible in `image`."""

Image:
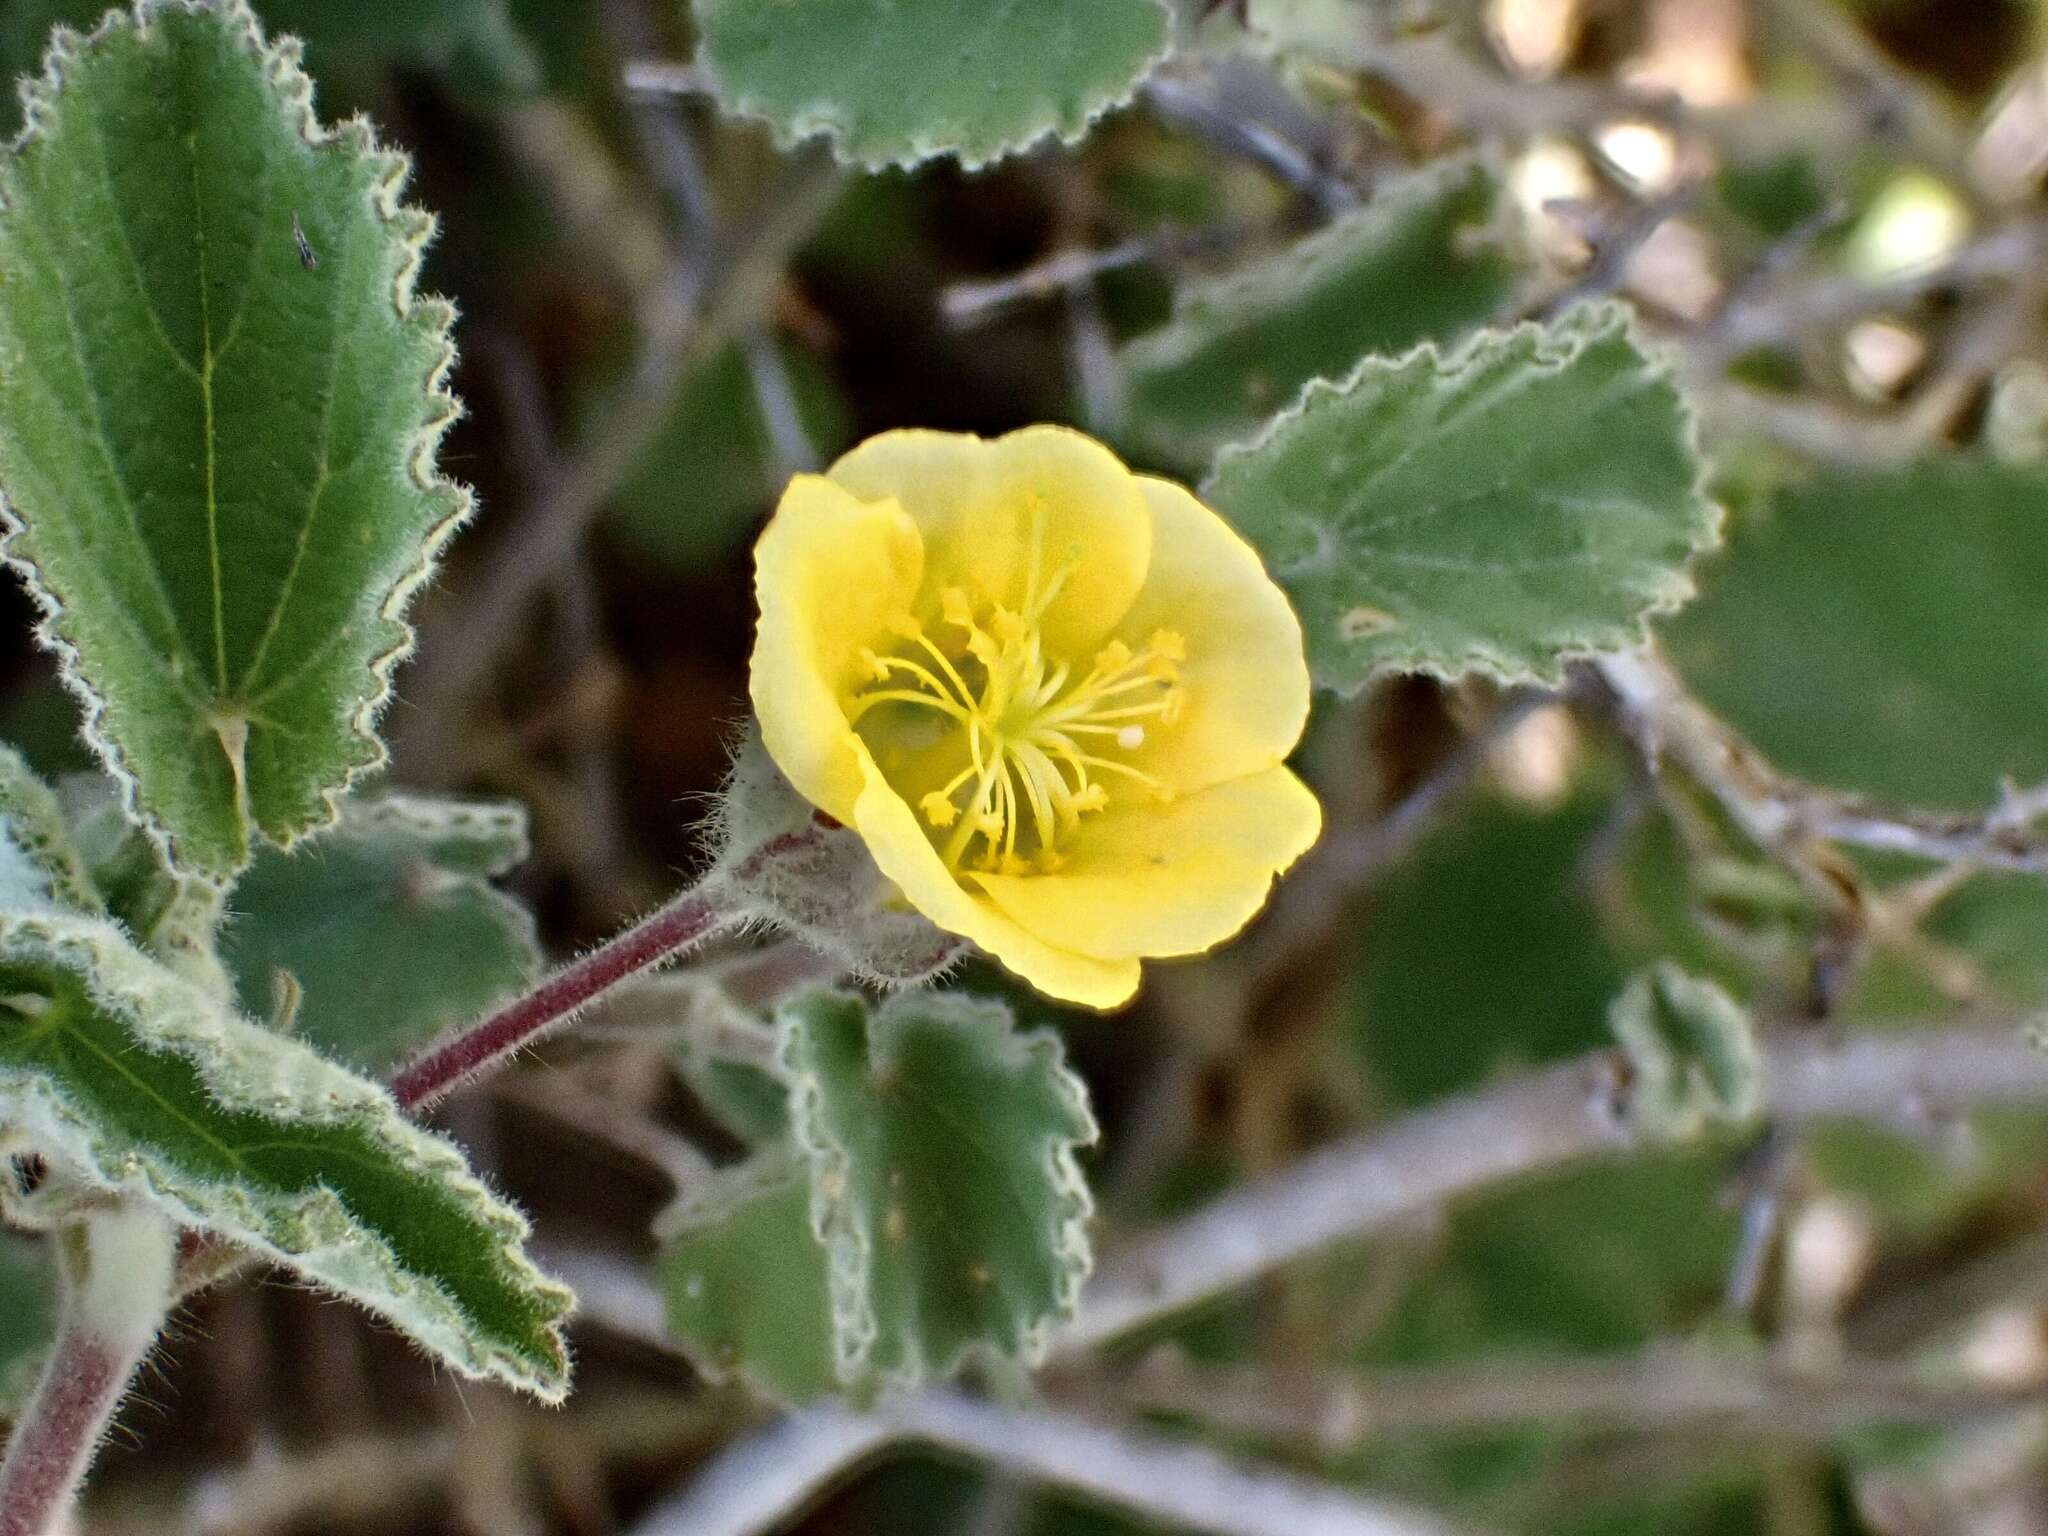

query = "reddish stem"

[0,1328,124,1536]
[390,885,739,1111]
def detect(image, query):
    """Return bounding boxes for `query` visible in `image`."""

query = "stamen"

[850,576,1187,870]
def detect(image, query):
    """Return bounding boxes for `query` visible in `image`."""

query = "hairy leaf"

[0,910,571,1398]
[1607,964,1761,1140]
[657,1155,835,1403]
[219,794,541,1074]
[783,989,1098,1389]
[0,2,471,877]
[689,0,1172,170]
[1118,158,1522,469]
[1665,459,2048,810]
[1205,305,1719,691]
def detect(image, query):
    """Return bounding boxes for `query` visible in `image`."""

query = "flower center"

[851,580,1184,877]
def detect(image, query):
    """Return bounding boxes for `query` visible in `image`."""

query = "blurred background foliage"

[8,0,2048,1533]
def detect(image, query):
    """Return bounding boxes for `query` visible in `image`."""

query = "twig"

[1596,650,2048,878]
[1059,1022,2048,1354]
[1093,1344,2045,1451]
[1143,70,1357,213]
[632,1392,1496,1536]
[1694,218,2048,367]
[941,227,1252,329]
[1530,182,1704,322]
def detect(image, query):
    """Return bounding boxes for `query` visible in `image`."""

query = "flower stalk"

[390,882,750,1111]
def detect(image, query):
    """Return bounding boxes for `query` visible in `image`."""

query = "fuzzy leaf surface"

[0,2,470,877]
[219,794,540,1074]
[0,910,571,1398]
[657,1155,836,1404]
[1607,964,1762,1140]
[690,0,1171,170]
[1204,305,1718,691]
[783,988,1098,1389]
[1118,158,1521,469]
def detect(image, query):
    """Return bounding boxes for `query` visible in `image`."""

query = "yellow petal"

[970,767,1322,961]
[850,742,1142,1010]
[1116,476,1312,795]
[827,425,1151,657]
[750,475,924,825]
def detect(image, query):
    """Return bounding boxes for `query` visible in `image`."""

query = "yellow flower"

[749,425,1320,1009]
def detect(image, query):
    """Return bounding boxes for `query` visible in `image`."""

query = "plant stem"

[0,1205,175,1536]
[389,883,745,1111]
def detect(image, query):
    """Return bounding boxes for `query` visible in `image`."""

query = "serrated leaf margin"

[690,0,1175,173]
[1204,301,1724,691]
[0,909,572,1399]
[653,1149,826,1401]
[781,988,1099,1392]
[0,0,475,879]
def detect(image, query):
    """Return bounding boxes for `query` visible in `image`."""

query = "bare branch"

[632,1392,1498,1536]
[1060,1023,2048,1355]
[1596,650,2048,878]
[1089,1344,2047,1451]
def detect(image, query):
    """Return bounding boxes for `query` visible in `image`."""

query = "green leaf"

[0,1231,55,1415]
[656,1154,836,1403]
[0,747,99,914]
[0,2,472,878]
[689,0,1172,170]
[1117,158,1523,470]
[0,909,572,1399]
[1665,459,2048,811]
[1607,964,1762,1140]
[219,794,541,1074]
[782,988,1098,1390]
[1204,304,1720,692]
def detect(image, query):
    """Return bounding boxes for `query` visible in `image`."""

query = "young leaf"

[218,794,541,1074]
[657,1154,836,1404]
[1204,304,1720,692]
[689,0,1172,170]
[1607,964,1762,1140]
[1118,158,1523,469]
[0,910,572,1399]
[0,2,472,878]
[782,988,1098,1390]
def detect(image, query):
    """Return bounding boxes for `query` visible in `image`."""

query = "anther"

[920,791,960,828]
[1116,724,1146,750]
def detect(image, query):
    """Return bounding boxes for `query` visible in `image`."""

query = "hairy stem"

[390,882,746,1111]
[0,1205,175,1536]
